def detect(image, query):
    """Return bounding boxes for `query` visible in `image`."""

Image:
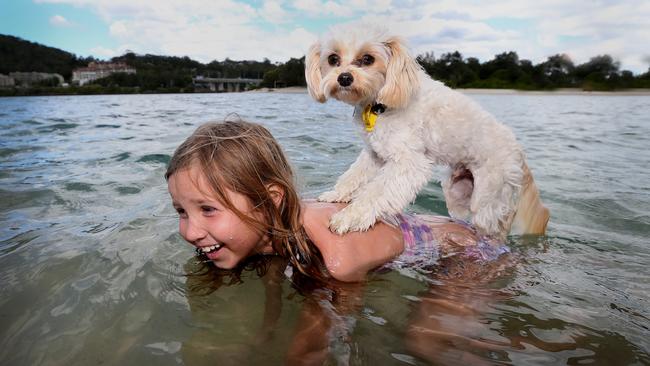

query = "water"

[0,92,649,365]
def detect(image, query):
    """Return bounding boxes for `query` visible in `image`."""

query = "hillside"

[0,34,303,91]
[0,34,92,79]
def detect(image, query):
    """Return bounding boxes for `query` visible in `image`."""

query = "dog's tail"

[511,162,549,235]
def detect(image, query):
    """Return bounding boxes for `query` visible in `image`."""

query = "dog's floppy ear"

[377,36,421,109]
[305,41,326,103]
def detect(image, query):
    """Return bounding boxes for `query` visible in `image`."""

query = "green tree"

[540,54,575,87]
[261,69,280,88]
[278,57,306,86]
[573,55,620,90]
[481,51,522,83]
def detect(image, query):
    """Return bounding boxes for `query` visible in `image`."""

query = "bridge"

[192,77,263,92]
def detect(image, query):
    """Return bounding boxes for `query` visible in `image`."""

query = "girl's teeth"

[201,244,222,253]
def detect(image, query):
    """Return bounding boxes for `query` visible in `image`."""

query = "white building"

[8,72,63,86]
[72,62,136,86]
[0,74,15,87]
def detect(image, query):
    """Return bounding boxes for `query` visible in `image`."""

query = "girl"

[166,119,508,283]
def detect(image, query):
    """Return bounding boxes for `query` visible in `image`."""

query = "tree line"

[91,52,308,92]
[2,34,649,95]
[417,51,650,90]
[73,50,650,92]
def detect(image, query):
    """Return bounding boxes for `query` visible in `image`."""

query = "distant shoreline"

[3,86,650,98]
[458,88,650,96]
[246,86,308,94]
[249,86,650,96]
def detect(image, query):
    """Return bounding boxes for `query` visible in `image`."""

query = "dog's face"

[305,24,421,109]
[312,37,390,105]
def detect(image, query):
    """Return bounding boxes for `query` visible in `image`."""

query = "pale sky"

[2,0,649,73]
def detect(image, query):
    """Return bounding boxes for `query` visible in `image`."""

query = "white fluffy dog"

[305,23,549,239]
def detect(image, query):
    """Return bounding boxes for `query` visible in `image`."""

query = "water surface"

[0,92,649,365]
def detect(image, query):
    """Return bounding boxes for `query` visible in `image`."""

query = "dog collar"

[361,102,386,132]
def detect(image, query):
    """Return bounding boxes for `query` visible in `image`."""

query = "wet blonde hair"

[165,119,327,279]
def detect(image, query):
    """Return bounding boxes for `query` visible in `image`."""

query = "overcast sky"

[2,0,649,73]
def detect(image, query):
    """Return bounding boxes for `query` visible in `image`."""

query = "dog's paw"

[328,206,376,234]
[318,190,351,203]
[470,212,508,242]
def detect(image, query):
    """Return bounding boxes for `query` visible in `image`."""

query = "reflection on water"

[1,93,649,365]
[181,249,650,365]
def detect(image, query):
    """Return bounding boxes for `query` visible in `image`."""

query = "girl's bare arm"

[301,201,404,282]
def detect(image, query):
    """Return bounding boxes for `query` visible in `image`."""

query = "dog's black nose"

[337,72,354,87]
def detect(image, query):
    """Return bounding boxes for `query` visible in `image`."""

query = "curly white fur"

[305,23,549,238]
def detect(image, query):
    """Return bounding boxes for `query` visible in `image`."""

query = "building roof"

[73,62,135,73]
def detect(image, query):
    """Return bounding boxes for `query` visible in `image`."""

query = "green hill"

[0,34,301,91]
[0,34,92,79]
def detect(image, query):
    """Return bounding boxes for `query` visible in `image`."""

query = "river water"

[0,92,649,365]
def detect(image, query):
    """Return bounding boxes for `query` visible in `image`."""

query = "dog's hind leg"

[442,164,474,219]
[468,164,522,240]
[319,148,381,203]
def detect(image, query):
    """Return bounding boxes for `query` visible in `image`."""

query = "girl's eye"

[175,208,188,218]
[200,205,218,215]
[361,54,375,66]
[327,54,340,66]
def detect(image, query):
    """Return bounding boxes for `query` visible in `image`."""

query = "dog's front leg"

[319,148,380,203]
[329,152,433,234]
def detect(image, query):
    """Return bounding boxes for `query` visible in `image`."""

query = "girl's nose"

[183,218,207,244]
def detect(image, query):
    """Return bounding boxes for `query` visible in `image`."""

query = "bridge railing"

[192,77,263,92]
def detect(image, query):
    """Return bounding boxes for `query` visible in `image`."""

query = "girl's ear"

[305,41,326,103]
[377,36,421,109]
[267,184,286,209]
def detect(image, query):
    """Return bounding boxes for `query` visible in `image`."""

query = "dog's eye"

[327,54,340,66]
[361,54,375,66]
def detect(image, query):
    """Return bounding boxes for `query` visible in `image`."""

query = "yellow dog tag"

[362,104,378,132]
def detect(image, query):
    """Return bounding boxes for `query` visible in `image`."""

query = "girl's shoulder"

[300,200,404,282]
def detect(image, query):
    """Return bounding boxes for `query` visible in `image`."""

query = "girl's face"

[167,164,274,269]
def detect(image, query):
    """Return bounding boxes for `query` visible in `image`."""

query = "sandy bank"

[247,86,308,94]
[458,88,650,96]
